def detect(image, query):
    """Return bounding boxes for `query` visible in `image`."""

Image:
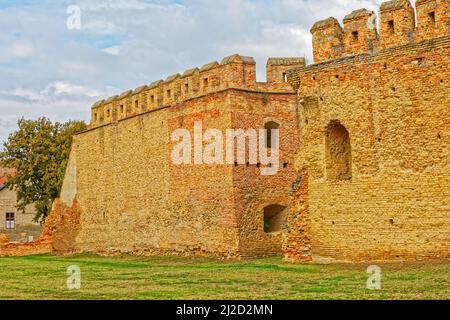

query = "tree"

[0,117,86,222]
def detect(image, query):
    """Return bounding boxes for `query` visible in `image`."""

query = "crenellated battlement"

[311,17,344,63]
[89,54,304,128]
[266,57,306,85]
[311,0,450,63]
[343,9,378,55]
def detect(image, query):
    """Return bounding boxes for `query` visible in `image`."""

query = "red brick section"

[0,228,52,257]
[44,200,81,253]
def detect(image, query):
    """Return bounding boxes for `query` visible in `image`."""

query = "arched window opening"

[264,121,280,149]
[325,121,352,181]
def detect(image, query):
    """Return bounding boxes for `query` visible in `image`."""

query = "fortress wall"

[59,86,301,257]
[311,0,450,63]
[379,0,416,48]
[88,55,300,130]
[60,90,254,257]
[167,91,240,257]
[54,53,302,258]
[229,91,301,257]
[416,0,450,40]
[70,108,173,254]
[286,28,450,262]
[343,9,378,55]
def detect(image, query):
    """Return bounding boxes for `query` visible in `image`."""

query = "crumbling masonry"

[2,0,449,262]
[285,0,450,262]
[52,54,304,258]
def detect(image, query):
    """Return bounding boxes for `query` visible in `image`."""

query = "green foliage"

[0,117,86,222]
[0,255,447,299]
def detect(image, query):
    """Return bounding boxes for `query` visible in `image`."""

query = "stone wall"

[54,55,302,258]
[286,0,450,262]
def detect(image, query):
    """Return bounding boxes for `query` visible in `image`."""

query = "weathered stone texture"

[286,0,450,262]
[312,0,450,63]
[52,55,303,258]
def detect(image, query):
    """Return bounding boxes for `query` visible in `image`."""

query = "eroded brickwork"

[286,0,450,262]
[50,54,302,258]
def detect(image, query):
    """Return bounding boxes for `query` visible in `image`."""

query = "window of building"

[264,121,280,149]
[185,83,189,94]
[5,212,15,229]
[388,20,395,34]
[325,120,352,181]
[94,113,98,121]
[282,73,288,82]
[203,78,209,91]
[352,31,359,41]
[135,100,139,110]
[150,95,155,103]
[107,109,111,117]
[120,105,124,114]
[429,11,436,26]
[263,205,287,233]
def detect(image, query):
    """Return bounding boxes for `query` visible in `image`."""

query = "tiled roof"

[0,176,7,191]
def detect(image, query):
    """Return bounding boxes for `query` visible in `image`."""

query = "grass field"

[0,254,448,300]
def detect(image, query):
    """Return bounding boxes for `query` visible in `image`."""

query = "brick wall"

[286,0,450,262]
[52,55,302,258]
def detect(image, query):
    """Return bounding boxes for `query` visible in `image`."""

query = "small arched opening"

[264,121,280,149]
[263,204,287,234]
[325,120,352,181]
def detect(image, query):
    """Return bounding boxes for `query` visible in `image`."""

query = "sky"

[0,0,397,145]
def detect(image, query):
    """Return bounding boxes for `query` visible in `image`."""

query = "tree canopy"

[0,117,86,222]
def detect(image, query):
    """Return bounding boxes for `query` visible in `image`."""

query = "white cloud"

[0,88,46,102]
[83,19,124,35]
[102,45,121,56]
[78,0,165,12]
[44,81,103,98]
[0,40,36,62]
[0,0,412,145]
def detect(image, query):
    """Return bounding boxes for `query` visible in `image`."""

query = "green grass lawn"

[0,254,448,300]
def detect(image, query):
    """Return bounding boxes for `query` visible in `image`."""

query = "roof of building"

[0,177,6,191]
[0,173,11,191]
